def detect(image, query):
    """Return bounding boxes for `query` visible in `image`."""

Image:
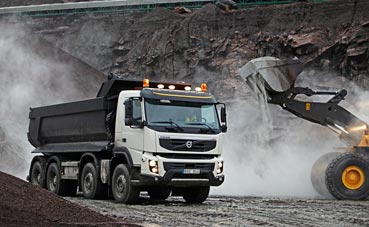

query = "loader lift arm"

[267,86,368,146]
[240,56,368,147]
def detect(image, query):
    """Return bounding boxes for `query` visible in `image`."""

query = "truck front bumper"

[133,170,224,187]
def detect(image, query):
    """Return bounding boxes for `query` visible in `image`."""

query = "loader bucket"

[239,57,303,97]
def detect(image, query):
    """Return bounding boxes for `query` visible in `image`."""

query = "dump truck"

[240,57,369,200]
[27,76,227,204]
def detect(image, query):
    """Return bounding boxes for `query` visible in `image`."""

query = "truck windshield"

[144,99,220,134]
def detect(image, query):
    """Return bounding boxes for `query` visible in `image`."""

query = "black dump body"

[28,77,191,154]
[28,97,109,149]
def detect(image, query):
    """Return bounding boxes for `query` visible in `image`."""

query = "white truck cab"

[112,81,226,202]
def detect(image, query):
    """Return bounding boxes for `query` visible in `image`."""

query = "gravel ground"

[67,195,369,227]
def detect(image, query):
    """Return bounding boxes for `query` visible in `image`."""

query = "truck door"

[121,98,144,161]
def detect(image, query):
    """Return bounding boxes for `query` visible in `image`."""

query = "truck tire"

[112,164,139,204]
[182,186,210,203]
[148,188,171,200]
[326,152,369,200]
[46,163,76,196]
[81,163,106,199]
[30,161,43,187]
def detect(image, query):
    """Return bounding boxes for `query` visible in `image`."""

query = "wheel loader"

[240,57,369,200]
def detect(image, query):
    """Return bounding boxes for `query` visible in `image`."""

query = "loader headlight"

[217,161,223,174]
[149,160,159,174]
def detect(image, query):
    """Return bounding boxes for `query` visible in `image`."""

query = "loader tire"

[182,186,210,203]
[310,152,340,198]
[112,164,140,204]
[326,152,369,200]
[81,163,106,199]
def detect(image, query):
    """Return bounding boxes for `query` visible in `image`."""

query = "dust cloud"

[0,21,84,179]
[212,69,369,198]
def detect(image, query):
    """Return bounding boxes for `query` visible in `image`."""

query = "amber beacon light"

[143,79,150,87]
[201,83,207,92]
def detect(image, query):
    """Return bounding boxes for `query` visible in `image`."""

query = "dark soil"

[0,171,139,227]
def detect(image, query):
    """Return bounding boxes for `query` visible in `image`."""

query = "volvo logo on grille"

[185,141,193,149]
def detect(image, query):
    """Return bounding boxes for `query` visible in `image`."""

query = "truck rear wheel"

[46,163,76,196]
[30,161,43,187]
[326,152,369,200]
[148,188,171,200]
[182,186,210,203]
[81,163,106,199]
[112,164,139,204]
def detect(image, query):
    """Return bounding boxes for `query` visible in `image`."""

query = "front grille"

[157,153,217,160]
[159,139,216,152]
[163,162,215,171]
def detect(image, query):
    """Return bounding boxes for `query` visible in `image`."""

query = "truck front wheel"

[81,163,106,199]
[182,186,210,203]
[112,164,139,204]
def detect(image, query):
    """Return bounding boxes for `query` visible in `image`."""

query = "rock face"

[24,0,369,99]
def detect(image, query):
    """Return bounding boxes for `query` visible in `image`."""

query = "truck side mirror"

[221,124,227,133]
[221,107,227,123]
[217,103,227,133]
[221,107,227,132]
[124,99,133,126]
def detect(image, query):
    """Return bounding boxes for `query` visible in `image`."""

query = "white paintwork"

[115,90,144,165]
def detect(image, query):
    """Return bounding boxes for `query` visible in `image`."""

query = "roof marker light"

[201,83,207,92]
[169,85,175,90]
[195,87,202,92]
[157,84,164,89]
[184,86,191,91]
[143,79,150,87]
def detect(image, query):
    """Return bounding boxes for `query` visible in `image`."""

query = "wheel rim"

[83,173,93,194]
[49,174,57,192]
[115,175,127,196]
[341,165,365,190]
[32,171,41,185]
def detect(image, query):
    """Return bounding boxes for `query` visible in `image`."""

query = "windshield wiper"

[150,120,184,131]
[184,122,216,133]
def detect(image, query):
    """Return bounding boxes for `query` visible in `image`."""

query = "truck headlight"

[217,161,223,174]
[149,160,159,174]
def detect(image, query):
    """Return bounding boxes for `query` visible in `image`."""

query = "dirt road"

[67,196,369,227]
